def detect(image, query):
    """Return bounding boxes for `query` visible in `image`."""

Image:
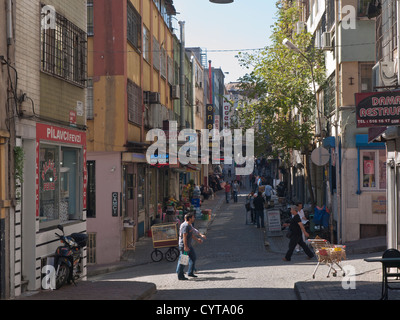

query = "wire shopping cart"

[308,238,346,279]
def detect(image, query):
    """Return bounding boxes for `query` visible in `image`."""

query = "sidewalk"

[266,221,396,300]
[18,191,225,300]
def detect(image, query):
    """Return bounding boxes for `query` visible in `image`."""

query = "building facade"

[4,0,89,297]
[86,0,183,264]
[298,0,388,244]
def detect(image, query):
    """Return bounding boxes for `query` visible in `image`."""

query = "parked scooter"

[54,225,87,289]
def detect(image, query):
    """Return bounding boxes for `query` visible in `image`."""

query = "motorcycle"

[54,225,87,289]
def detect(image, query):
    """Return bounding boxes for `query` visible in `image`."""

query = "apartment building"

[0,0,14,300]
[3,0,89,297]
[86,0,185,264]
[299,0,388,244]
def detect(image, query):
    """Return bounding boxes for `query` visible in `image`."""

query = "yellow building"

[86,0,180,264]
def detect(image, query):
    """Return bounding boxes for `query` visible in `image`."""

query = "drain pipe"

[179,21,185,130]
[7,0,13,45]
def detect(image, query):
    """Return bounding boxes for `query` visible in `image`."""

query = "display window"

[36,124,86,229]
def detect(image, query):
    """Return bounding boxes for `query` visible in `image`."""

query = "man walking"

[263,183,273,207]
[232,180,239,203]
[283,206,314,261]
[253,191,265,228]
[176,213,204,280]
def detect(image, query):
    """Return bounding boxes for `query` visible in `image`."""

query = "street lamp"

[209,0,234,3]
[282,38,319,126]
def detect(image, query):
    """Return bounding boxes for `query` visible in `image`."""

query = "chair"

[381,248,400,300]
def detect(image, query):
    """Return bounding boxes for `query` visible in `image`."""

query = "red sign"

[355,91,400,127]
[364,160,375,175]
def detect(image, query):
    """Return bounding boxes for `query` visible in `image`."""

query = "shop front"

[24,123,87,291]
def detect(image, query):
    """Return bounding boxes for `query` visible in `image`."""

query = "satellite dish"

[311,147,330,166]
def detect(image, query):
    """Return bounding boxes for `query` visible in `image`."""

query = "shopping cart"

[308,238,346,279]
[150,223,179,262]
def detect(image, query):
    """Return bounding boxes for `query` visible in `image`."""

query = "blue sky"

[172,0,278,83]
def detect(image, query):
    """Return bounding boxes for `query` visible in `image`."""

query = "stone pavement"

[17,191,224,301]
[17,189,400,300]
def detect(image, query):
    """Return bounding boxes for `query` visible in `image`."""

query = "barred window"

[143,26,150,62]
[87,0,94,36]
[40,6,87,87]
[127,1,141,50]
[86,78,93,119]
[127,79,142,125]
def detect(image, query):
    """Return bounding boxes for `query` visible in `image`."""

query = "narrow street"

[89,191,310,300]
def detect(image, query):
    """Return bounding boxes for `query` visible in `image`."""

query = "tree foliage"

[235,0,326,165]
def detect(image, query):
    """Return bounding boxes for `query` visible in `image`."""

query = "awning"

[184,164,201,172]
[356,134,385,148]
[122,152,147,163]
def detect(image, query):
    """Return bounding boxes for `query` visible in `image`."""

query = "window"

[360,63,374,92]
[360,149,386,190]
[40,6,87,87]
[358,0,370,17]
[127,79,142,125]
[86,161,96,218]
[143,26,150,62]
[87,0,94,36]
[40,144,82,227]
[153,36,160,71]
[127,1,141,50]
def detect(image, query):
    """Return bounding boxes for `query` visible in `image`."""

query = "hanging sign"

[355,91,400,127]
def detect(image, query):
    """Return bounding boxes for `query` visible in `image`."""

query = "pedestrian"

[295,202,309,253]
[253,191,265,228]
[282,205,314,262]
[224,182,231,203]
[176,213,204,280]
[164,199,176,223]
[263,183,273,207]
[245,192,253,224]
[232,180,239,203]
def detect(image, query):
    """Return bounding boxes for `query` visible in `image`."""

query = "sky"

[172,0,279,84]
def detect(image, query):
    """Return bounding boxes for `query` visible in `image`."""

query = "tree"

[235,0,326,205]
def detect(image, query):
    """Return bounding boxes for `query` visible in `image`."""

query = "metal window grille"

[127,1,141,49]
[41,6,87,87]
[87,233,96,264]
[87,0,94,36]
[127,79,142,125]
[86,78,93,120]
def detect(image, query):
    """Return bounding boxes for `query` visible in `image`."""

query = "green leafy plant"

[235,0,326,205]
[14,146,24,185]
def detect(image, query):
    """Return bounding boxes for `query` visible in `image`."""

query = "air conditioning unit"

[171,85,180,99]
[150,104,162,128]
[296,21,307,34]
[380,61,398,87]
[322,32,333,51]
[372,61,398,89]
[149,92,161,104]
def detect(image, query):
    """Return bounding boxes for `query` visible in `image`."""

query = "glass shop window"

[40,144,82,228]
[360,149,386,190]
